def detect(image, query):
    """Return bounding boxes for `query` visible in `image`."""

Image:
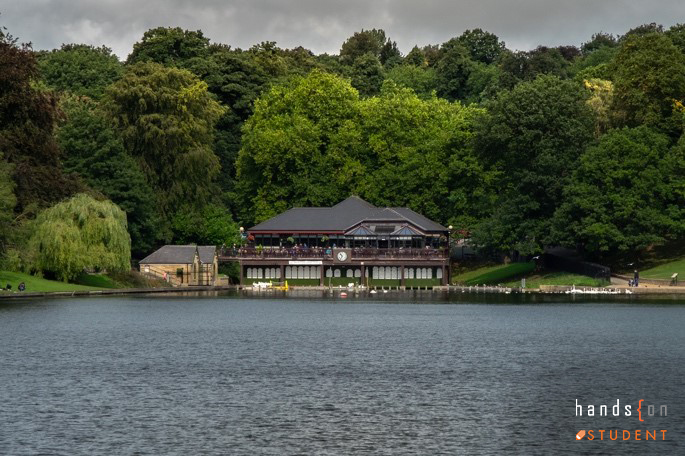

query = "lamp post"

[447,225,453,286]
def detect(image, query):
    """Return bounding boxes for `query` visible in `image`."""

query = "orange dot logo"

[576,430,586,440]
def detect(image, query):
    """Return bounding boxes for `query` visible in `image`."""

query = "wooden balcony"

[219,247,448,262]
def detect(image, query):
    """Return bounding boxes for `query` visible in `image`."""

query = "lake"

[1,290,684,455]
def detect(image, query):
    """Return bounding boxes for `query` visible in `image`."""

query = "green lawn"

[502,271,609,289]
[74,273,122,289]
[0,271,105,292]
[452,262,535,286]
[640,257,685,280]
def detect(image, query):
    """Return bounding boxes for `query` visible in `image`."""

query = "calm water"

[1,291,684,455]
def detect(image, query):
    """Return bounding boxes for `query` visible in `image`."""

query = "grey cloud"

[3,0,685,60]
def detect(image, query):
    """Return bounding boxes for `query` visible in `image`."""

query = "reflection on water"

[0,293,683,455]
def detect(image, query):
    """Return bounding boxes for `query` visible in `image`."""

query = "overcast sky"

[3,1,685,59]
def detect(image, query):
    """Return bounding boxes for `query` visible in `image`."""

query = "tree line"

[1,21,684,280]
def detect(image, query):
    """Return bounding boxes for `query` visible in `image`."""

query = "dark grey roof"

[249,196,447,233]
[140,245,216,264]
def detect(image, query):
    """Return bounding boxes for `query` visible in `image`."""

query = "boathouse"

[220,196,450,287]
[139,245,218,286]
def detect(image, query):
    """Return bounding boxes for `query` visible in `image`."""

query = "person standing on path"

[633,269,639,287]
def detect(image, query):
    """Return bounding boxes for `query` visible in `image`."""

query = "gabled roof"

[140,245,216,264]
[249,196,447,233]
[345,225,376,236]
[391,225,424,236]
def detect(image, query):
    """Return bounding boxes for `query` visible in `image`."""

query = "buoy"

[340,292,348,298]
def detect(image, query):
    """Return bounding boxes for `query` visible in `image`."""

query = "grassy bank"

[640,258,685,280]
[452,262,607,288]
[502,271,608,288]
[0,271,105,292]
[0,270,165,294]
[452,262,535,286]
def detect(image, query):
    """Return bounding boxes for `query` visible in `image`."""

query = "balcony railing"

[219,247,448,260]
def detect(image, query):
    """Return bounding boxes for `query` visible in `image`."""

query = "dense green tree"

[622,23,664,40]
[499,47,570,89]
[666,23,685,54]
[340,29,388,63]
[37,44,123,99]
[457,29,505,64]
[172,204,241,246]
[435,39,473,101]
[0,153,16,249]
[0,31,76,211]
[57,97,159,256]
[421,44,441,67]
[570,45,618,79]
[351,53,384,97]
[611,33,685,134]
[464,61,502,103]
[127,27,209,65]
[236,70,362,223]
[30,194,131,281]
[581,32,618,55]
[404,46,426,66]
[553,127,685,257]
[556,45,581,61]
[186,46,270,206]
[473,75,594,254]
[103,63,225,216]
[385,64,437,99]
[356,82,489,228]
[583,78,615,137]
[379,39,402,66]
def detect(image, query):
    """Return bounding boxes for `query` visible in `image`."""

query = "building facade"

[140,245,218,286]
[220,197,450,287]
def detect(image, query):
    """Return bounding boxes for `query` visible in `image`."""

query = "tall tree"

[57,97,159,256]
[37,44,123,99]
[0,153,16,251]
[186,46,270,209]
[172,204,241,246]
[340,28,399,65]
[581,32,618,55]
[0,29,76,211]
[499,47,570,89]
[457,29,506,64]
[356,82,489,228]
[435,39,473,101]
[473,75,594,255]
[611,33,685,135]
[385,64,437,99]
[236,70,362,223]
[351,53,384,97]
[404,46,426,66]
[553,127,685,258]
[127,27,209,66]
[103,63,225,217]
[666,23,685,54]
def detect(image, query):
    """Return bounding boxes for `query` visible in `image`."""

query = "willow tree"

[30,194,131,281]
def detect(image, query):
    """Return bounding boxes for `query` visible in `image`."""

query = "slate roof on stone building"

[249,196,447,233]
[140,245,216,264]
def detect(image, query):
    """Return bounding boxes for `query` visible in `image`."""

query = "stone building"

[139,245,218,286]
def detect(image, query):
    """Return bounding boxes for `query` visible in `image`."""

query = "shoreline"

[1,283,685,300]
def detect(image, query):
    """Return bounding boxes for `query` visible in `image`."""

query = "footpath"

[0,285,241,300]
